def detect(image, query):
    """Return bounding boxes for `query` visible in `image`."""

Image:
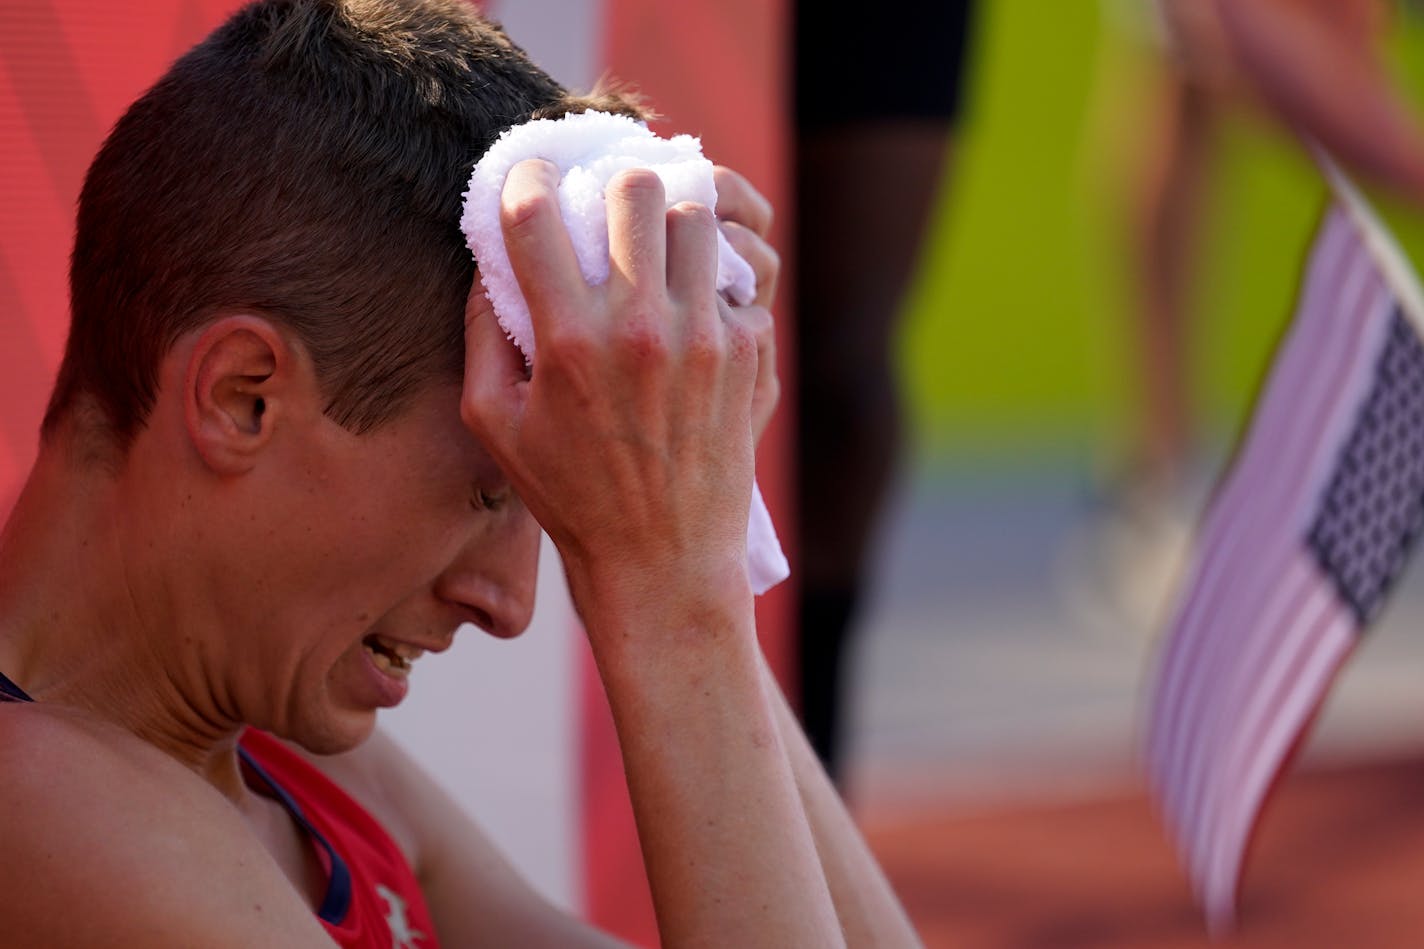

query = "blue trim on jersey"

[0,670,33,703]
[238,746,353,926]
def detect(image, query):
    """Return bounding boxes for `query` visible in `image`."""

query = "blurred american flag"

[1147,163,1424,932]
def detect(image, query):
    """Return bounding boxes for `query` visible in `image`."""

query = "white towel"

[460,110,789,596]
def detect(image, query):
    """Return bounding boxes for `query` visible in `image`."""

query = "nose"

[433,503,541,638]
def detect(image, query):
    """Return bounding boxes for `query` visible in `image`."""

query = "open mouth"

[362,633,423,677]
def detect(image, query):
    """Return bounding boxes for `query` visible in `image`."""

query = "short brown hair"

[45,0,639,447]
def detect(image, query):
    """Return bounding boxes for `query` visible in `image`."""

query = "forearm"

[579,564,844,948]
[1218,0,1424,202]
[464,155,839,944]
[756,651,922,948]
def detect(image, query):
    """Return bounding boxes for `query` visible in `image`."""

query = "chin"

[284,707,380,757]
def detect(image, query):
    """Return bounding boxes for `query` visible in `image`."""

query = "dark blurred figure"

[794,2,975,783]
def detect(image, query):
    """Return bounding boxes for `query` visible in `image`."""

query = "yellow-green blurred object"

[898,1,1424,464]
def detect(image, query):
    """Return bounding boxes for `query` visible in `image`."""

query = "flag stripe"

[1145,191,1423,929]
[1179,556,1318,852]
[1148,210,1357,765]
[1205,595,1353,926]
[1162,269,1386,849]
[1155,222,1366,757]
[1194,570,1334,878]
[1155,560,1310,850]
[1168,273,1388,825]
[1150,226,1385,818]
[1153,238,1375,759]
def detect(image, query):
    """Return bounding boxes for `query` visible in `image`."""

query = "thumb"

[461,274,530,453]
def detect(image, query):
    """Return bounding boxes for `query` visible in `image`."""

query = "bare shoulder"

[0,705,331,948]
[0,702,196,796]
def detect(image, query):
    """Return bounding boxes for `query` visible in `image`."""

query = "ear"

[183,315,299,475]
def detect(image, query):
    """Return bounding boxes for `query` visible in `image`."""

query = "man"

[0,1,918,945]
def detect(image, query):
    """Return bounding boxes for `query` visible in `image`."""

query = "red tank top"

[238,729,441,949]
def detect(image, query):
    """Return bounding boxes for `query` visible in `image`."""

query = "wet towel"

[460,110,788,595]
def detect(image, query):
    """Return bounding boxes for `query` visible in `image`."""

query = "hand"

[713,165,781,446]
[461,159,760,623]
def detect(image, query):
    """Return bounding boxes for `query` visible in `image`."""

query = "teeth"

[363,641,412,678]
[371,634,424,664]
[390,642,425,662]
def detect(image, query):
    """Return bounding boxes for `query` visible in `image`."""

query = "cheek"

[282,419,480,608]
[306,472,464,580]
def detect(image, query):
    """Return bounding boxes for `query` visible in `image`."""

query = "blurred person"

[1132,2,1237,494]
[1076,0,1419,634]
[1134,0,1418,480]
[1143,0,1424,925]
[0,1,920,946]
[1067,0,1243,635]
[1216,0,1424,201]
[794,1,975,784]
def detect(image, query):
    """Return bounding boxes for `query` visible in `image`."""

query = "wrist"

[564,550,755,658]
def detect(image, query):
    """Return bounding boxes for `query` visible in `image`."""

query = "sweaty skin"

[0,161,920,947]
[462,159,843,947]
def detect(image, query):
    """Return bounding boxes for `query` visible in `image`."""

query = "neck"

[0,430,248,798]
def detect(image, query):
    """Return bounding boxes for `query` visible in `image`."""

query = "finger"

[605,167,668,306]
[665,200,719,307]
[462,276,529,448]
[464,273,530,381]
[500,159,589,339]
[724,303,777,391]
[719,220,780,309]
[712,165,773,237]
[719,302,778,442]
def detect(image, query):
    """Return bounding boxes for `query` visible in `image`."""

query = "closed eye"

[470,486,509,513]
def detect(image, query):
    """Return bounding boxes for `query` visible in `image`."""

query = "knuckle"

[718,217,747,244]
[459,392,504,442]
[746,245,779,294]
[754,193,774,232]
[543,323,596,362]
[735,304,774,338]
[616,320,669,362]
[712,165,773,233]
[712,164,738,192]
[755,313,777,350]
[723,316,759,363]
[669,200,716,229]
[712,165,746,202]
[720,221,779,285]
[459,398,484,434]
[761,242,781,278]
[500,188,557,234]
[683,325,724,366]
[609,167,665,203]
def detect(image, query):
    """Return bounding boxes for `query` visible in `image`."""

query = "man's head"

[45,0,633,450]
[27,0,639,754]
